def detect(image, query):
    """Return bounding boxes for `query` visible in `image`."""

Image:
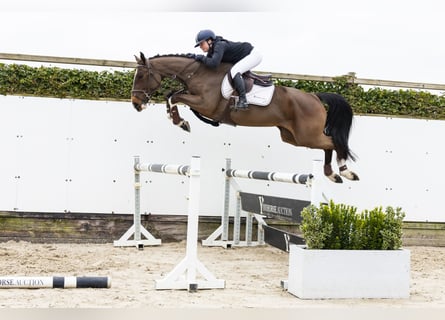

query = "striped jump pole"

[203,159,325,248]
[0,276,111,289]
[225,169,312,185]
[135,163,190,175]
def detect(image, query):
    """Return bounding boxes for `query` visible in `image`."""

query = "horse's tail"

[316,93,356,161]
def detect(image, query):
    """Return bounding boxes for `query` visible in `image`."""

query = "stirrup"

[231,96,249,110]
[237,95,249,108]
[235,101,249,110]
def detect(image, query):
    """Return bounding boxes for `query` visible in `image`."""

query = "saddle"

[228,71,273,93]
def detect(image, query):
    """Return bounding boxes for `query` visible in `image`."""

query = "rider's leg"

[230,48,262,110]
[230,48,263,76]
[232,72,248,109]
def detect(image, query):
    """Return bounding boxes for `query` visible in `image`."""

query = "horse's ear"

[134,54,142,65]
[135,52,148,66]
[140,52,147,64]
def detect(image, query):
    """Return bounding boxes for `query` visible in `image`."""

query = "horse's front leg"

[166,92,191,132]
[167,92,207,132]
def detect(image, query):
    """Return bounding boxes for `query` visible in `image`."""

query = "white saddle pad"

[221,75,275,107]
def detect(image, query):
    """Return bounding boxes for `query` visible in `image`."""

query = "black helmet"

[194,29,216,47]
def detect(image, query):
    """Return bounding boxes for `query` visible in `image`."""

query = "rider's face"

[199,40,210,52]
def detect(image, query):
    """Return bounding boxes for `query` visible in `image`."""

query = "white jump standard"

[125,156,224,291]
[154,156,225,291]
[114,156,163,248]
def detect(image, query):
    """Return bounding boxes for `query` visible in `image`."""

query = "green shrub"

[301,200,405,250]
[0,63,184,102]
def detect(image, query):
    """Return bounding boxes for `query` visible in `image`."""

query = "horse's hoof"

[350,172,360,181]
[340,170,360,181]
[179,121,191,132]
[327,173,343,183]
[165,91,174,99]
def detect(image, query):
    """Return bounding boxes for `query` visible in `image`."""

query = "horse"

[131,52,359,183]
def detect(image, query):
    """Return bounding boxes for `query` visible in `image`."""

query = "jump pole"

[114,156,162,249]
[0,276,111,289]
[202,159,326,248]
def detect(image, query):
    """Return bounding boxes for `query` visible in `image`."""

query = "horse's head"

[131,52,162,112]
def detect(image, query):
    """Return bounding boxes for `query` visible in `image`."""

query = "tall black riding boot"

[232,73,249,110]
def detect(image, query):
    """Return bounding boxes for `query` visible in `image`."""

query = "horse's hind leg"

[278,127,298,146]
[334,148,359,181]
[337,158,360,181]
[324,150,360,182]
[324,149,344,183]
[279,127,343,183]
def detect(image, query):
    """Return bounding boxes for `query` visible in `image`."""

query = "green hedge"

[0,63,132,100]
[277,77,445,119]
[1,63,444,119]
[300,200,405,250]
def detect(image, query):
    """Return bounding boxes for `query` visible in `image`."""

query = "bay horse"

[131,52,359,183]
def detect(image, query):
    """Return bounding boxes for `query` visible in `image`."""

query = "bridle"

[132,56,201,106]
[131,63,162,104]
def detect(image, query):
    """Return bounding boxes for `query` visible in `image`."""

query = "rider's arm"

[200,42,225,68]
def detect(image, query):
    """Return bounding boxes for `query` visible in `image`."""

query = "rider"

[193,29,262,110]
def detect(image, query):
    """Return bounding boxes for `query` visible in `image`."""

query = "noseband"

[131,89,152,104]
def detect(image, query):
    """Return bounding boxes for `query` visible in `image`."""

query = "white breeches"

[229,47,262,77]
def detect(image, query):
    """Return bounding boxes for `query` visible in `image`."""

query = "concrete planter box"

[288,245,410,299]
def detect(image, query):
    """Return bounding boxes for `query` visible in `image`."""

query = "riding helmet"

[194,29,216,47]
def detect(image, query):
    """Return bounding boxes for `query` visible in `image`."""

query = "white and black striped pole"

[0,276,111,289]
[225,168,313,185]
[135,162,190,176]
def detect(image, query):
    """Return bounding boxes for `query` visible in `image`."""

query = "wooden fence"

[1,52,444,91]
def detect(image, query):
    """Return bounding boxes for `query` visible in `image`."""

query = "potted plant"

[287,200,410,299]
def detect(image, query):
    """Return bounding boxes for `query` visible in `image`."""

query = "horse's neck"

[151,57,229,83]
[151,57,193,82]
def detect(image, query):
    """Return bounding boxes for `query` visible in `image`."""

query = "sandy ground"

[0,241,444,310]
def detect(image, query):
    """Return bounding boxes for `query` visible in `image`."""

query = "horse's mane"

[149,53,232,71]
[148,53,232,77]
[150,53,190,59]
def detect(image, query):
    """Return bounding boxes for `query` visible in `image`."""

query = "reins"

[131,63,162,102]
[178,59,201,81]
[132,58,200,102]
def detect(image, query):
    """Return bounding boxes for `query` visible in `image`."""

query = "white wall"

[0,95,443,222]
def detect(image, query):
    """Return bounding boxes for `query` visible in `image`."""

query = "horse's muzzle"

[133,102,142,112]
[131,96,144,112]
